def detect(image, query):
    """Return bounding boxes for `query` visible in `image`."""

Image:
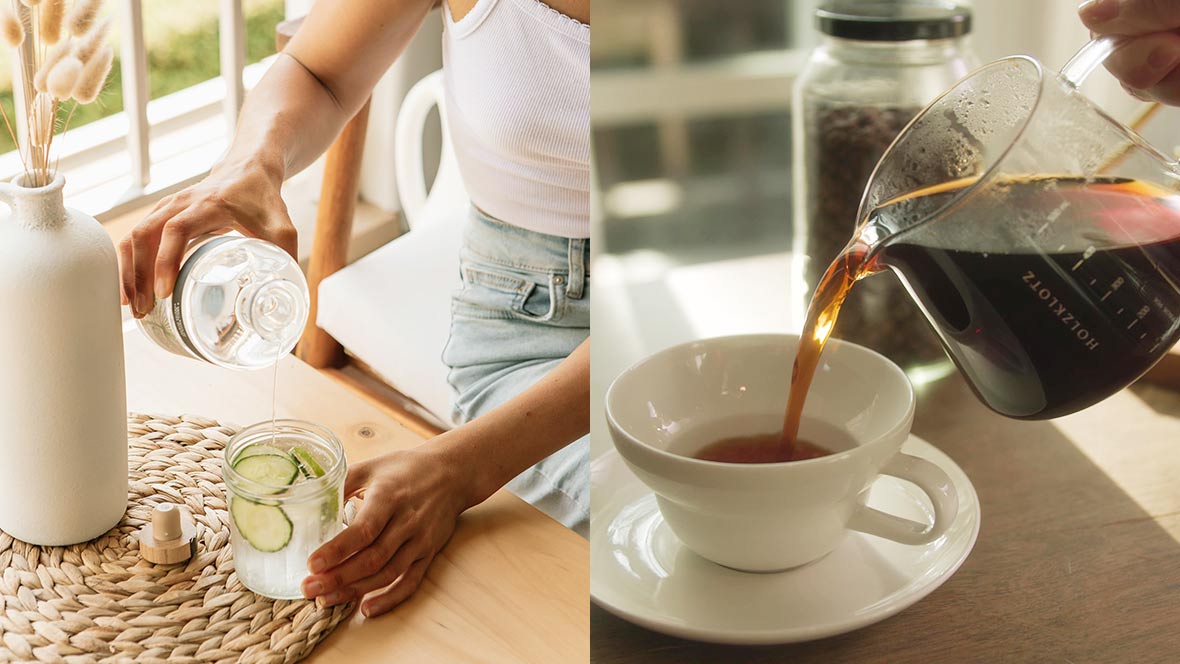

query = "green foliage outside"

[0,0,284,155]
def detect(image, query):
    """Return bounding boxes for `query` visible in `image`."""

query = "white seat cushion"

[317,196,467,429]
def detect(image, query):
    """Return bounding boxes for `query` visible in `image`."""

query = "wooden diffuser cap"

[139,504,196,565]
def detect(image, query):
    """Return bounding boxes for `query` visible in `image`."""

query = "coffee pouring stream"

[786,37,1180,441]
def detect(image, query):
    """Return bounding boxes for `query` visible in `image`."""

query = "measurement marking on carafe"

[1072,246,1097,272]
[1089,278,1096,286]
[1117,308,1124,314]
[1038,202,1070,236]
[1127,306,1150,331]
[1101,277,1125,302]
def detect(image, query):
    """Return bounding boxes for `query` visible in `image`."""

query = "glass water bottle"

[137,235,309,370]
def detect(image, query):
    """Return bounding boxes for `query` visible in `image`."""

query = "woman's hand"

[303,340,589,617]
[301,445,474,618]
[1080,0,1180,104]
[117,158,297,318]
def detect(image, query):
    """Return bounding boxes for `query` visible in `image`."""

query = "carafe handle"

[1060,35,1122,89]
[1060,36,1176,171]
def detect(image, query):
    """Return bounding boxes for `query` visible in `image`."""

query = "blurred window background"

[592,0,1176,268]
[0,0,284,154]
[0,0,291,216]
[593,0,818,263]
[0,0,434,225]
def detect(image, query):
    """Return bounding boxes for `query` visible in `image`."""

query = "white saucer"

[590,435,981,645]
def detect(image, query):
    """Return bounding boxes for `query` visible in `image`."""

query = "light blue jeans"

[442,207,589,538]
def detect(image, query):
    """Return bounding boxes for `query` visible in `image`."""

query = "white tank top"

[442,0,590,239]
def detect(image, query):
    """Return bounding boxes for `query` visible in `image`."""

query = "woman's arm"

[119,0,436,316]
[302,339,590,617]
[276,0,439,172]
[440,337,591,507]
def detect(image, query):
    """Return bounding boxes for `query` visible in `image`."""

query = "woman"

[118,0,589,618]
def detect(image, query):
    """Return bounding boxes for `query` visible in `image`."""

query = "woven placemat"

[0,414,353,664]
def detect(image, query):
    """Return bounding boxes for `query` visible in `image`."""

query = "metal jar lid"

[817,1,972,42]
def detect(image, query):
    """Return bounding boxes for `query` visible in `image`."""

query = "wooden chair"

[277,19,449,439]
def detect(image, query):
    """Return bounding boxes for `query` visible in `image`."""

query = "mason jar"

[792,1,976,382]
[224,420,346,600]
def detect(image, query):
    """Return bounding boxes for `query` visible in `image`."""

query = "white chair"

[311,70,469,432]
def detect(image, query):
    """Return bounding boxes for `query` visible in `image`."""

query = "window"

[592,0,818,263]
[144,0,282,100]
[0,0,285,219]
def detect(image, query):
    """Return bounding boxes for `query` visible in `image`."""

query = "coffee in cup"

[606,334,957,572]
[691,434,832,464]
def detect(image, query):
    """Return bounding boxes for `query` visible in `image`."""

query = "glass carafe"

[848,38,1180,418]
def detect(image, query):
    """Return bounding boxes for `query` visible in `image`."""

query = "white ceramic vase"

[0,174,128,546]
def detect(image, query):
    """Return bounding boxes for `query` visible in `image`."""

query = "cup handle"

[847,452,958,545]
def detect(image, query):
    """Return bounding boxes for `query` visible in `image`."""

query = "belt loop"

[567,238,585,299]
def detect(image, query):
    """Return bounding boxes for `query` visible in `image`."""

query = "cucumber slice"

[291,448,326,479]
[233,443,287,464]
[233,454,299,491]
[230,497,293,552]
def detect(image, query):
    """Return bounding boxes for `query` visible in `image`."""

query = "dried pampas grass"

[34,41,71,93]
[71,43,111,104]
[30,93,53,145]
[66,0,100,37]
[38,0,65,44]
[46,56,82,99]
[1,5,23,47]
[71,14,108,63]
[0,0,114,185]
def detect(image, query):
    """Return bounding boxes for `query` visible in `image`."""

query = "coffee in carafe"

[783,175,1180,447]
[773,38,1180,453]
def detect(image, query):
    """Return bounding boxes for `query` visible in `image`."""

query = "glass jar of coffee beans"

[792,1,976,383]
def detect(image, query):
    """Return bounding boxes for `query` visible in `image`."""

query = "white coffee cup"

[605,333,957,572]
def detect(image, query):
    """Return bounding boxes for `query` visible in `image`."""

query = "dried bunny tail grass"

[67,0,100,37]
[1,4,24,47]
[46,55,82,100]
[35,40,71,93]
[71,14,107,63]
[20,0,41,6]
[29,92,54,145]
[71,43,110,103]
[38,0,65,44]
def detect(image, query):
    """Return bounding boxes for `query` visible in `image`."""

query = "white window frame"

[1,0,259,221]
[591,24,808,228]
[0,0,440,225]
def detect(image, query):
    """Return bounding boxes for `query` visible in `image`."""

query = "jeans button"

[554,275,565,286]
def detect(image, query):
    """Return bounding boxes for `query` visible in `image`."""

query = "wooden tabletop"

[122,323,589,663]
[592,253,1180,662]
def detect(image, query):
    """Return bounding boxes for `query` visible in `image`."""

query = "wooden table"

[592,253,1180,662]
[122,323,589,663]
